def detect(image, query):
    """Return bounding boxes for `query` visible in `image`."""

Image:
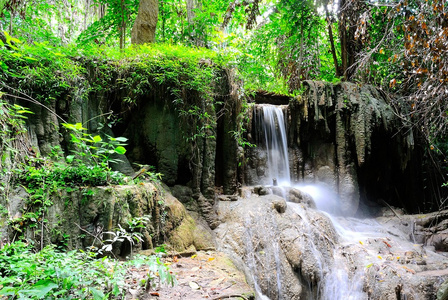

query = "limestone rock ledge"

[5,182,214,256]
[215,190,448,300]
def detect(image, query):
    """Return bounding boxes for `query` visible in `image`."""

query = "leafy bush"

[20,161,125,189]
[0,241,175,299]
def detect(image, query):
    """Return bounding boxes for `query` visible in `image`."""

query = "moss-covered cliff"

[1,43,446,251]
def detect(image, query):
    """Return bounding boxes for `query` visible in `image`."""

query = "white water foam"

[257,104,291,186]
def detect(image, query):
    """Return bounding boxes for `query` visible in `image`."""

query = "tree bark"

[186,0,198,25]
[131,0,158,44]
[339,2,348,79]
[221,0,239,30]
[119,0,126,49]
[324,6,341,77]
[186,0,203,46]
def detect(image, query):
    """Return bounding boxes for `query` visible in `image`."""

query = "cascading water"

[255,105,291,186]
[237,104,448,300]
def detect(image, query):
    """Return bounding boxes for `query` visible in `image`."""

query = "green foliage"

[89,216,152,259]
[0,99,32,146]
[1,107,127,238]
[0,32,85,103]
[0,97,33,199]
[20,160,124,190]
[0,241,175,299]
[77,0,139,48]
[11,157,124,235]
[62,122,128,168]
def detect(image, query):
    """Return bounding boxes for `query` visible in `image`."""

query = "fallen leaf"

[189,281,200,290]
[207,257,215,262]
[383,241,392,248]
[402,266,416,274]
[150,292,160,296]
[191,254,197,259]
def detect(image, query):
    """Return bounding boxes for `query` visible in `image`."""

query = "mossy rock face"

[164,190,215,252]
[10,182,213,256]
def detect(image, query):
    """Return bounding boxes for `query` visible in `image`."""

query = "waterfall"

[251,106,369,299]
[255,104,291,186]
[236,103,448,300]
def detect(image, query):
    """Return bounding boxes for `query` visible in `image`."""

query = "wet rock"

[271,196,287,213]
[288,188,316,208]
[215,194,448,300]
[253,185,270,196]
[217,195,238,201]
[427,233,448,252]
[407,209,448,251]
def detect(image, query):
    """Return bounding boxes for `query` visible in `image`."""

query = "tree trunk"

[339,20,348,78]
[131,0,158,44]
[186,0,197,25]
[119,0,126,49]
[186,0,202,46]
[221,0,238,30]
[324,6,341,77]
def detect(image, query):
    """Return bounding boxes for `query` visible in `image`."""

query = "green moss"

[1,42,228,105]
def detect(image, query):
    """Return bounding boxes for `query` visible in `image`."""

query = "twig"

[74,222,104,246]
[41,212,44,251]
[211,294,249,300]
[381,199,402,221]
[1,84,66,123]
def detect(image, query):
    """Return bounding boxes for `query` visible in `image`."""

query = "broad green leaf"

[70,133,80,143]
[0,61,8,70]
[113,137,128,142]
[92,135,102,143]
[23,279,58,298]
[112,284,120,296]
[114,146,126,155]
[0,286,18,296]
[90,287,105,300]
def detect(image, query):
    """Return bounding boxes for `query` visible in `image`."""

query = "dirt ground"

[125,251,254,300]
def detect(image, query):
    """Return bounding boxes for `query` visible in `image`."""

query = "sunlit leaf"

[92,135,102,143]
[114,146,126,155]
[189,281,200,290]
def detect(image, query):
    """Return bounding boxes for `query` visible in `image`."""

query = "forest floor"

[125,250,254,300]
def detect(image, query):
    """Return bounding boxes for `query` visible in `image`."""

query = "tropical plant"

[0,241,175,299]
